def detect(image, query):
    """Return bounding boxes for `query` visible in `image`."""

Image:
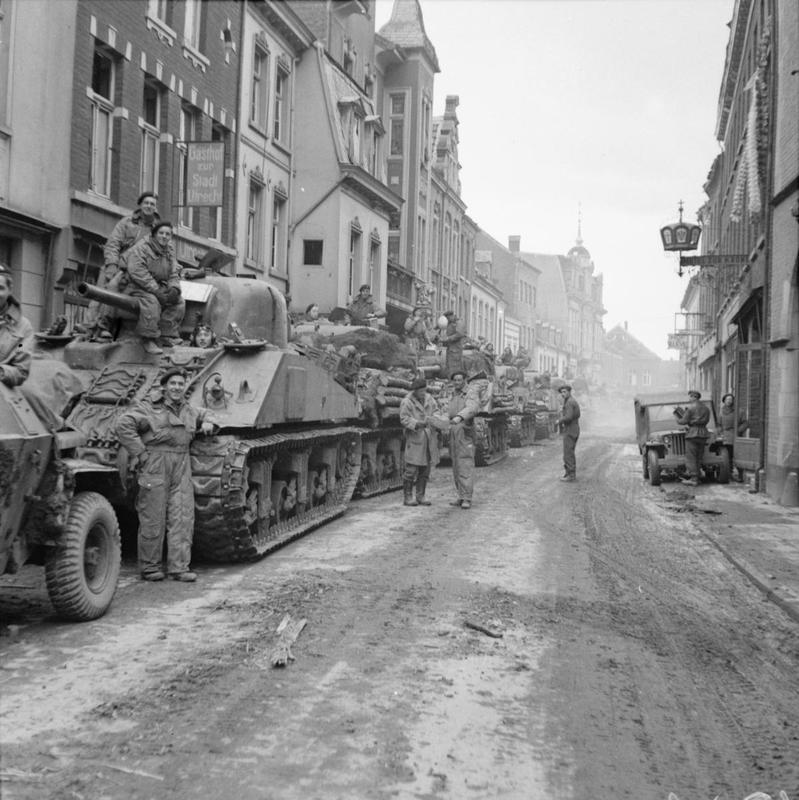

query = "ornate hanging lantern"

[660,201,702,252]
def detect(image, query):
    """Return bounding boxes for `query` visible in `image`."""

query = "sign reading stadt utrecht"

[186,141,224,207]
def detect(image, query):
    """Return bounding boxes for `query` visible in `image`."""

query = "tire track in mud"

[569,437,799,797]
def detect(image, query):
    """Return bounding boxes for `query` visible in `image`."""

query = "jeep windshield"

[645,403,717,435]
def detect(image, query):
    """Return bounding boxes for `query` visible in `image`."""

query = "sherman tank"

[290,320,410,499]
[60,275,368,563]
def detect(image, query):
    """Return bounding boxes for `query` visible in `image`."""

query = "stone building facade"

[677,0,798,504]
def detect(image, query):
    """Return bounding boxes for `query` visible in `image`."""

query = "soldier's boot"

[415,477,432,506]
[403,480,418,507]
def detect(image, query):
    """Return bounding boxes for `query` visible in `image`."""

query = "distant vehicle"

[634,392,730,486]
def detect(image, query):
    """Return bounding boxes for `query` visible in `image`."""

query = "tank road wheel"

[45,492,121,622]
[193,430,363,562]
[647,449,661,486]
[353,426,404,498]
[534,412,549,441]
[717,448,731,484]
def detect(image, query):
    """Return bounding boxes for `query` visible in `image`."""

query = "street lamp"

[660,201,702,276]
[660,201,747,278]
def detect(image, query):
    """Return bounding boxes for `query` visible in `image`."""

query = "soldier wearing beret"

[116,367,214,582]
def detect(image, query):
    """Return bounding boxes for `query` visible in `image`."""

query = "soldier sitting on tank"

[0,264,33,387]
[113,221,185,355]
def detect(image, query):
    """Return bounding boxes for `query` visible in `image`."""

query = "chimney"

[508,235,520,254]
[624,321,628,331]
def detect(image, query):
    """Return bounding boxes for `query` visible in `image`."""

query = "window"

[273,63,289,143]
[421,96,431,163]
[184,0,203,50]
[250,43,268,130]
[140,79,161,195]
[270,195,286,272]
[177,106,199,229]
[303,240,323,266]
[348,228,362,297]
[246,179,264,264]
[389,93,405,156]
[89,47,115,197]
[147,0,170,23]
[368,239,380,296]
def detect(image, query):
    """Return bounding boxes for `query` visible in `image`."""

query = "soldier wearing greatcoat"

[399,377,440,507]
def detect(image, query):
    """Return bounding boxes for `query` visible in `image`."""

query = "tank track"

[474,414,509,467]
[190,427,362,563]
[353,424,405,498]
[533,410,551,440]
[507,413,535,447]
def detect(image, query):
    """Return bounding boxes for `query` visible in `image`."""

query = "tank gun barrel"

[77,282,140,316]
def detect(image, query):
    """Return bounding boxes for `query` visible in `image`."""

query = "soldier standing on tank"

[447,370,480,509]
[0,265,33,387]
[556,384,581,482]
[441,310,466,378]
[347,284,386,326]
[399,376,440,507]
[120,221,185,354]
[116,367,215,582]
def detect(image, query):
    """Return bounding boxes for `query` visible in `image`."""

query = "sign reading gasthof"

[186,142,224,207]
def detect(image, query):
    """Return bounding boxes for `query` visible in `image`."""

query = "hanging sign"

[186,142,225,207]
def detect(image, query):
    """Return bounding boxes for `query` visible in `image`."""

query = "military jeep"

[634,393,730,486]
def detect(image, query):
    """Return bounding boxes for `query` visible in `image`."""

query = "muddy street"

[1,423,798,800]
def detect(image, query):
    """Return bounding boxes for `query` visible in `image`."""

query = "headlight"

[663,435,672,447]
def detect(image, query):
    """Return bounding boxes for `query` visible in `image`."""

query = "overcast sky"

[374,0,733,359]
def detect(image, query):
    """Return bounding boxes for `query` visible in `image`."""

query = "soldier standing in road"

[556,384,581,482]
[0,265,33,387]
[120,221,185,354]
[116,367,214,582]
[674,389,710,487]
[399,376,440,507]
[447,370,480,509]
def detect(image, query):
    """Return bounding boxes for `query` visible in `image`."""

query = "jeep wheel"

[717,448,731,484]
[647,450,661,486]
[45,492,121,622]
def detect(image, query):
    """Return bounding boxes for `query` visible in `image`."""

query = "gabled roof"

[519,252,569,331]
[606,323,661,360]
[378,0,440,72]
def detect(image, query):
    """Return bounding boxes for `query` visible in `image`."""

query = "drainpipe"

[230,0,247,274]
[759,12,778,492]
[285,54,300,300]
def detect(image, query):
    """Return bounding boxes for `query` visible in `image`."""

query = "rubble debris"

[463,619,503,639]
[270,614,308,667]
